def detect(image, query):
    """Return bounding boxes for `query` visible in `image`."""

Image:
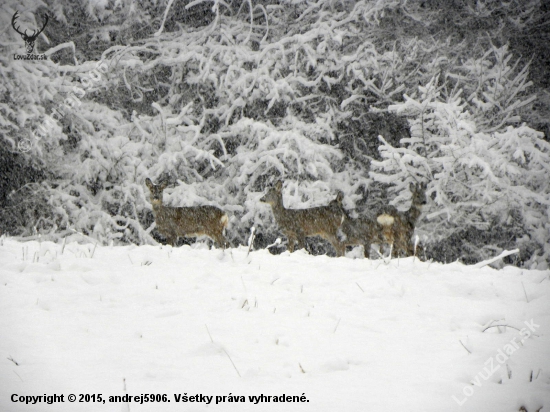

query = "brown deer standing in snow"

[260,181,346,256]
[376,182,427,257]
[339,216,384,258]
[329,191,383,258]
[145,178,229,248]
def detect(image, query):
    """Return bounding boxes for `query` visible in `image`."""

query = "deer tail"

[220,213,229,228]
[377,214,395,226]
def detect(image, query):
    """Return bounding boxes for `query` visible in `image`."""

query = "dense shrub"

[1,0,549,266]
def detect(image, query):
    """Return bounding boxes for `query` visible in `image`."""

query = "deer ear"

[409,182,415,192]
[336,191,344,203]
[145,178,153,189]
[275,181,283,192]
[159,181,168,190]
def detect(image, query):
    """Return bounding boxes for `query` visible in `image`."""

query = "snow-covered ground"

[1,238,549,412]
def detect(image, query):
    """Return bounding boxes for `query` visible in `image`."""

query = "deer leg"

[337,242,345,257]
[295,232,306,252]
[165,234,177,246]
[338,243,345,257]
[286,234,296,253]
[406,242,416,257]
[222,235,231,249]
[392,242,408,258]
[296,237,306,252]
[213,232,229,249]
[394,235,409,257]
[415,243,425,261]
[327,235,344,257]
[363,242,371,258]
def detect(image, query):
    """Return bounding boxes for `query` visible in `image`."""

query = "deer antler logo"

[12,11,48,54]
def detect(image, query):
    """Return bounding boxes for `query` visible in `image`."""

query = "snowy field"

[1,238,549,412]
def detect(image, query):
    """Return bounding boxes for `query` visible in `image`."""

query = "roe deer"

[376,182,427,257]
[145,178,229,248]
[329,191,383,258]
[260,181,345,256]
[339,216,384,258]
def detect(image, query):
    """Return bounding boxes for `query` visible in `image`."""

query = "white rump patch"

[377,214,395,226]
[220,214,229,227]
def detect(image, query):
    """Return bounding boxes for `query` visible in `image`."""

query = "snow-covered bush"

[2,0,549,263]
[83,0,404,245]
[371,74,550,268]
[446,45,537,133]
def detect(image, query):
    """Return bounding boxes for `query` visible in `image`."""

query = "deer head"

[12,11,48,54]
[409,182,427,209]
[260,181,283,206]
[145,178,168,206]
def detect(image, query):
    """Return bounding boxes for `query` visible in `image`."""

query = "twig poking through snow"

[247,227,255,257]
[426,258,433,269]
[222,348,241,378]
[69,228,100,258]
[521,281,529,303]
[7,356,19,366]
[205,324,213,343]
[459,340,471,354]
[266,238,282,249]
[333,318,341,333]
[473,249,519,269]
[356,282,364,293]
[13,370,23,382]
[373,247,390,265]
[482,324,522,333]
[122,378,130,412]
